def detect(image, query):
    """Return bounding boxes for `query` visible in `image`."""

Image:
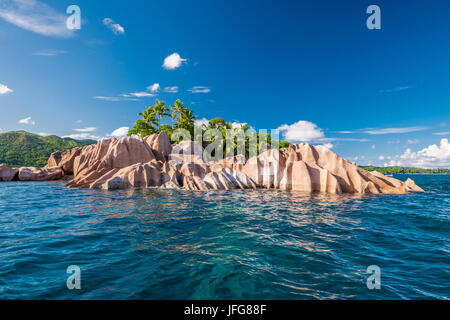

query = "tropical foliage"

[128,99,290,159]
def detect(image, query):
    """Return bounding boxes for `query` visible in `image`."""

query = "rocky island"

[0,131,424,194]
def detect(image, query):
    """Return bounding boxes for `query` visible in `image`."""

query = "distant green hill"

[361,166,450,175]
[0,131,96,168]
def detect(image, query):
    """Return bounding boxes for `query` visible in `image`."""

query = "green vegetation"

[128,99,196,138]
[128,99,290,158]
[362,166,450,175]
[0,131,96,168]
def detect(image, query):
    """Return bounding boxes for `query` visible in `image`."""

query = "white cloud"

[364,126,428,135]
[372,145,376,149]
[231,121,247,129]
[320,143,334,149]
[63,133,100,140]
[108,127,129,138]
[386,139,450,168]
[379,86,412,93]
[321,137,369,142]
[0,83,13,95]
[123,92,155,98]
[407,139,420,144]
[94,96,121,102]
[96,87,157,101]
[188,86,211,93]
[0,0,74,37]
[433,131,450,136]
[194,117,210,127]
[378,155,385,160]
[164,86,179,93]
[32,49,67,56]
[102,18,125,35]
[147,83,160,93]
[277,120,324,142]
[194,118,248,130]
[162,53,187,70]
[18,116,35,125]
[74,127,96,133]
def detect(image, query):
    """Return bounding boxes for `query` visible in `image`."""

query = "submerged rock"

[405,178,425,192]
[0,165,18,181]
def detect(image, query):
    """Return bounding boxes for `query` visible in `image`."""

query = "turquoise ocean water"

[0,174,448,299]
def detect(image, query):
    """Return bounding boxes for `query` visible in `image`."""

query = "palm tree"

[128,106,158,137]
[170,99,185,128]
[153,99,170,131]
[139,107,158,127]
[170,100,197,130]
[183,108,197,127]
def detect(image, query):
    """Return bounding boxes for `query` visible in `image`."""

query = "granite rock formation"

[3,131,424,194]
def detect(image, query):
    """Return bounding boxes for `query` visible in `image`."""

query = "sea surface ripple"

[0,174,448,299]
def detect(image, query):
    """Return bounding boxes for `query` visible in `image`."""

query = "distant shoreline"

[361,166,450,175]
[393,173,450,175]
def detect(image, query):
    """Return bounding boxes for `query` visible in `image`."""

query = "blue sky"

[0,0,449,168]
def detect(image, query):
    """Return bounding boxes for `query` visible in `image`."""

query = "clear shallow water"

[0,174,448,300]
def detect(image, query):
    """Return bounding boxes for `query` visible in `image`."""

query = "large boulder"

[240,144,423,194]
[61,136,423,194]
[0,165,18,181]
[68,137,156,188]
[18,167,64,181]
[278,160,342,194]
[46,147,83,175]
[144,131,172,162]
[160,161,181,188]
[182,168,257,191]
[405,178,425,192]
[90,160,163,190]
[46,151,62,168]
[211,154,246,172]
[180,162,211,179]
[242,149,286,189]
[206,168,257,190]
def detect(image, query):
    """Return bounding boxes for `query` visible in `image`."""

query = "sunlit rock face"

[27,132,422,194]
[18,167,64,181]
[144,131,172,162]
[242,144,424,194]
[46,147,84,175]
[67,137,156,188]
[89,160,163,190]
